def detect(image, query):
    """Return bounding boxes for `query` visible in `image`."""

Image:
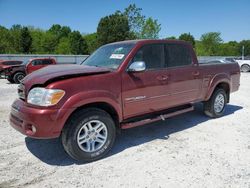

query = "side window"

[41,60,53,65]
[165,44,192,68]
[32,60,42,66]
[132,44,164,70]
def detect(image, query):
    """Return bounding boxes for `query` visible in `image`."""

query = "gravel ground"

[0,74,250,188]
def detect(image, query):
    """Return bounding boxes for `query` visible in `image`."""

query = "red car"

[3,58,57,83]
[10,40,240,162]
[0,60,23,75]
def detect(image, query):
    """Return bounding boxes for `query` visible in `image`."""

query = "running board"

[121,105,194,129]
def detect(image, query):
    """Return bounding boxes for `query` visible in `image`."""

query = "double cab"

[10,40,240,162]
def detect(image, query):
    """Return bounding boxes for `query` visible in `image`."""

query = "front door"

[122,44,171,119]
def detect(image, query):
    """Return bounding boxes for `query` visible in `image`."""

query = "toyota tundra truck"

[10,40,240,162]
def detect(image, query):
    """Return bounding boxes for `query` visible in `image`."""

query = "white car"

[236,60,250,72]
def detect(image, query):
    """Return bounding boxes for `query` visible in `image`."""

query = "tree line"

[0,4,249,56]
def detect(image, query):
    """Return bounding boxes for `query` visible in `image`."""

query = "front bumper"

[10,99,74,139]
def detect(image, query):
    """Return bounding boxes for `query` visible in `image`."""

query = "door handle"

[192,71,200,76]
[157,75,169,81]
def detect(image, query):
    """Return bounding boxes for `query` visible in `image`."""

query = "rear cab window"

[164,44,192,68]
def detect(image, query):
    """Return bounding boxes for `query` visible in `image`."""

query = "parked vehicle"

[0,60,23,78]
[4,58,57,83]
[10,40,240,162]
[202,59,230,64]
[235,59,250,72]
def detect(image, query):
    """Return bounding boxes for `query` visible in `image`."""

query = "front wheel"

[204,88,227,118]
[13,72,25,84]
[61,108,116,162]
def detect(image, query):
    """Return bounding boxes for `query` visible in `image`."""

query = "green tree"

[46,24,71,53]
[0,26,12,53]
[9,24,22,53]
[166,36,177,40]
[97,12,130,45]
[141,17,161,39]
[69,31,88,54]
[219,41,239,56]
[195,41,206,56]
[20,27,32,53]
[123,4,161,39]
[199,32,223,55]
[83,33,99,54]
[48,24,61,36]
[41,32,58,53]
[179,33,195,47]
[124,4,145,38]
[29,28,46,53]
[48,24,71,39]
[60,26,71,38]
[239,40,250,56]
[55,37,71,54]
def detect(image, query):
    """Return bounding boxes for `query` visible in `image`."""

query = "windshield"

[82,43,135,69]
[21,60,29,65]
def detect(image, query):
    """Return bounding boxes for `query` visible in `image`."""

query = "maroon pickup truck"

[10,40,240,162]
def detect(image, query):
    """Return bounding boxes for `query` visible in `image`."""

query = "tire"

[204,88,227,118]
[61,108,116,162]
[13,72,25,84]
[241,64,250,72]
[7,76,15,83]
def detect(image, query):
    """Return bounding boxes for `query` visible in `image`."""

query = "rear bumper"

[10,99,74,139]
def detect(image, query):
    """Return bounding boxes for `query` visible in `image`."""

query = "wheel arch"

[12,71,26,80]
[205,73,231,102]
[67,102,120,129]
[12,70,26,76]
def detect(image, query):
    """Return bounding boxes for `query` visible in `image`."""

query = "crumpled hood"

[22,64,111,89]
[0,64,25,71]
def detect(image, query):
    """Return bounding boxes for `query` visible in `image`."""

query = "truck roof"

[106,39,191,46]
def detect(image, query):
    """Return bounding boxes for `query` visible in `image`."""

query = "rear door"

[165,43,202,106]
[122,43,171,119]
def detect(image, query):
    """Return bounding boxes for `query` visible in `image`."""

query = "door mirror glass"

[127,61,146,72]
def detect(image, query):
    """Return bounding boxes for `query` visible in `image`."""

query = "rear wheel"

[204,88,227,118]
[61,108,116,162]
[13,72,25,84]
[241,64,250,72]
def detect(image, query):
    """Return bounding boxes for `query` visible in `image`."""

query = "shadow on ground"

[25,103,242,166]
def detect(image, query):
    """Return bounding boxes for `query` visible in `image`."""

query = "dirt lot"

[0,74,250,188]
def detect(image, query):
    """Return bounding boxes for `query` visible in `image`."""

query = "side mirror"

[127,61,146,72]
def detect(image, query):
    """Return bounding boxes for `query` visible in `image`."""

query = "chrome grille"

[18,83,25,100]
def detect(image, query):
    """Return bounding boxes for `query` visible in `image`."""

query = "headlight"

[27,87,65,106]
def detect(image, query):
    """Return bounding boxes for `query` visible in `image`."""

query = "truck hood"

[0,64,25,71]
[23,64,111,89]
